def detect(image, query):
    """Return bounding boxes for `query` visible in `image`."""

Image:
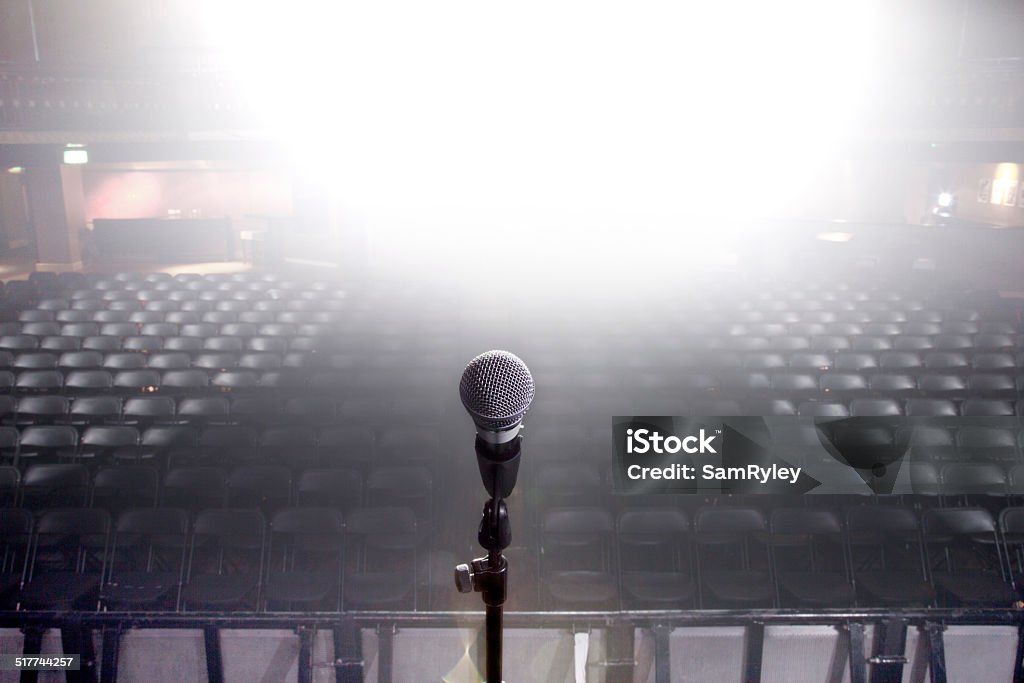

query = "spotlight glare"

[201,1,878,282]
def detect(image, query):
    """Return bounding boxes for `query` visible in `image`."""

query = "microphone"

[459,350,535,499]
[459,350,535,443]
[456,351,534,682]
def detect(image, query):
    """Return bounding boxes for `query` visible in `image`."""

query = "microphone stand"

[455,435,521,683]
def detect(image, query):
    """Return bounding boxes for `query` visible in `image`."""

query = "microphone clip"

[478,498,511,551]
[454,498,510,606]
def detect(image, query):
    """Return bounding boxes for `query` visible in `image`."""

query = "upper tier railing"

[0,65,251,132]
[1,60,1024,134]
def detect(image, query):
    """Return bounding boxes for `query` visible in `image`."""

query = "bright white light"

[817,232,854,243]
[937,192,954,208]
[63,148,88,165]
[202,1,877,282]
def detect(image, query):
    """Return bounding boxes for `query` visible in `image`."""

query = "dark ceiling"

[1,0,1023,70]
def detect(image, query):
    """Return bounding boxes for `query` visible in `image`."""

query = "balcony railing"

[1,60,1023,134]
[0,65,252,132]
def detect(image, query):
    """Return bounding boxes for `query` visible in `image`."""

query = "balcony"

[0,65,255,138]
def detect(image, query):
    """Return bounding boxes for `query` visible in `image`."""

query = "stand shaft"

[486,602,503,683]
[460,438,521,683]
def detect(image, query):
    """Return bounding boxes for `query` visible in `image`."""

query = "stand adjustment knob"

[454,563,474,593]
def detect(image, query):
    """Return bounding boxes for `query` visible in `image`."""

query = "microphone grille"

[459,350,535,431]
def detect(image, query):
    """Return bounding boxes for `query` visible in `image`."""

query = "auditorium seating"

[0,270,1020,615]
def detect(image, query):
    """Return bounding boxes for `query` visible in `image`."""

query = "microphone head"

[459,350,535,440]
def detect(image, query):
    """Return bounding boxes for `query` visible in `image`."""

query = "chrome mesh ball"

[459,350,535,432]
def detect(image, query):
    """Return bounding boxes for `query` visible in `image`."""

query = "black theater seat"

[113,369,161,393]
[880,350,923,372]
[162,466,225,510]
[264,507,345,611]
[540,507,618,610]
[961,398,1015,417]
[226,465,292,511]
[972,352,1017,371]
[316,425,376,467]
[100,322,139,338]
[146,352,191,371]
[923,508,1016,606]
[40,336,81,352]
[229,396,283,425]
[180,508,265,611]
[904,398,959,417]
[940,462,1008,500]
[852,336,892,352]
[0,509,31,608]
[797,401,849,417]
[18,508,110,610]
[343,507,419,610]
[64,369,114,393]
[835,352,878,372]
[617,508,695,609]
[15,369,63,393]
[295,468,362,512]
[958,426,1019,463]
[846,506,934,607]
[58,310,92,324]
[918,372,969,398]
[850,398,903,417]
[83,336,122,353]
[693,507,774,608]
[122,396,176,427]
[15,395,69,425]
[91,310,130,324]
[102,507,190,610]
[967,373,1017,400]
[161,369,210,393]
[770,508,854,607]
[59,350,104,370]
[0,339,34,357]
[923,351,969,373]
[177,396,230,424]
[18,425,78,464]
[79,425,141,463]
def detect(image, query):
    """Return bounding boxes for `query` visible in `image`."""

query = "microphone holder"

[455,435,521,683]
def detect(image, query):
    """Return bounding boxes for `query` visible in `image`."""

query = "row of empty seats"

[0,423,447,468]
[0,394,446,426]
[537,504,1022,610]
[0,505,424,612]
[4,503,1018,613]
[0,462,428,516]
[8,316,1022,336]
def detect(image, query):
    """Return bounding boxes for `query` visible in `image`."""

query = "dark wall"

[0,0,213,67]
[964,0,1024,59]
[1,0,1023,69]
[0,0,36,63]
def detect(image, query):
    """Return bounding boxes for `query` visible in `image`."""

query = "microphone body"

[476,434,522,499]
